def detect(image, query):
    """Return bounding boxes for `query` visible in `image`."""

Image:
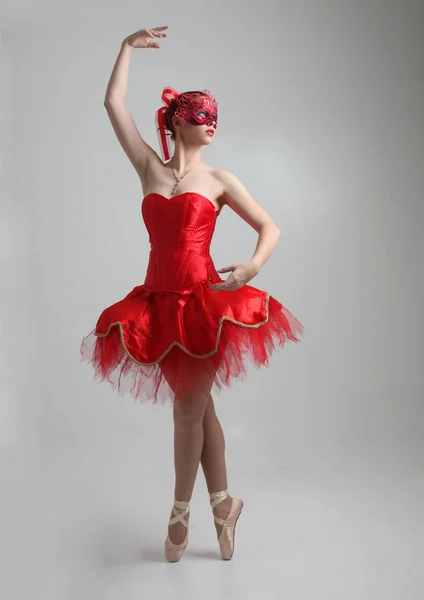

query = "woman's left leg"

[200,393,233,537]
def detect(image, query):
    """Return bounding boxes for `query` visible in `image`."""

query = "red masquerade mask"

[155,87,218,161]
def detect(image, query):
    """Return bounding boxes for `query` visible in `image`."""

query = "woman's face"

[186,106,218,128]
[174,92,218,128]
[174,118,217,146]
[172,100,218,145]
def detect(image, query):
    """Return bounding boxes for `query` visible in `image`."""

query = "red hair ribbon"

[155,86,180,162]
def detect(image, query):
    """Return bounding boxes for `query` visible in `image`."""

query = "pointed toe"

[165,532,189,562]
[164,499,190,562]
[217,497,243,560]
[209,489,243,560]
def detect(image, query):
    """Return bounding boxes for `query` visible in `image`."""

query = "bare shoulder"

[213,169,277,231]
[214,168,239,188]
[214,169,255,201]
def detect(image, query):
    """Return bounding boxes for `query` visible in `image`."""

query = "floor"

[2,452,423,600]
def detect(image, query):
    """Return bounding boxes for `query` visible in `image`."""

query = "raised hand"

[125,26,168,49]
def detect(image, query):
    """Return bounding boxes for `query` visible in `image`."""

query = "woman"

[80,26,304,562]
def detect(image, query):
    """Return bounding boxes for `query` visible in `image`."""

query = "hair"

[164,91,209,141]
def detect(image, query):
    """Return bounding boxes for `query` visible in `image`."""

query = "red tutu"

[80,192,304,405]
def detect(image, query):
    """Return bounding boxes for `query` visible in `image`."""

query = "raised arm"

[103,27,168,180]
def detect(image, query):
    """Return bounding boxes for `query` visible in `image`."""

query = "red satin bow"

[142,285,192,309]
[155,86,180,162]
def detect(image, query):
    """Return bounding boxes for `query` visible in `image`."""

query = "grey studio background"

[1,0,423,599]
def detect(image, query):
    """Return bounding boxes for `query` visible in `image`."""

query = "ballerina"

[80,25,304,561]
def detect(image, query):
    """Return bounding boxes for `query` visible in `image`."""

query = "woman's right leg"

[162,362,232,542]
[167,384,212,544]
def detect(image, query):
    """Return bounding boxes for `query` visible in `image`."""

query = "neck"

[168,141,203,173]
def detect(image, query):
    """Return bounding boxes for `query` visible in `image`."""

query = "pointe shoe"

[209,489,244,560]
[164,499,190,562]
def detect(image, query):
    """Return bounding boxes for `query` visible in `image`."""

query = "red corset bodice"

[141,192,222,291]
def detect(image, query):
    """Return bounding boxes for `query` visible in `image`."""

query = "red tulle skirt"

[80,281,304,405]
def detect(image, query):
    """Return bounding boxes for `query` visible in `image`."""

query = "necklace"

[169,158,202,196]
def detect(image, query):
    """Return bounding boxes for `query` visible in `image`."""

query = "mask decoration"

[155,87,218,161]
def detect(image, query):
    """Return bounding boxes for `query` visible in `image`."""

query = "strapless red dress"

[80,192,304,404]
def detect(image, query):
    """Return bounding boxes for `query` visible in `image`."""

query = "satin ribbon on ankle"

[209,489,229,509]
[169,499,190,527]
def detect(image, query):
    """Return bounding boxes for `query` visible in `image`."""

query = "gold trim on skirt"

[94,293,271,366]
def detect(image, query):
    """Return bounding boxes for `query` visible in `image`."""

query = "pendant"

[171,166,190,197]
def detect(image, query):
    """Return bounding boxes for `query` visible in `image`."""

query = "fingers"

[151,26,168,37]
[144,26,167,48]
[209,279,241,292]
[145,28,165,38]
[209,281,223,291]
[217,266,234,273]
[210,284,237,292]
